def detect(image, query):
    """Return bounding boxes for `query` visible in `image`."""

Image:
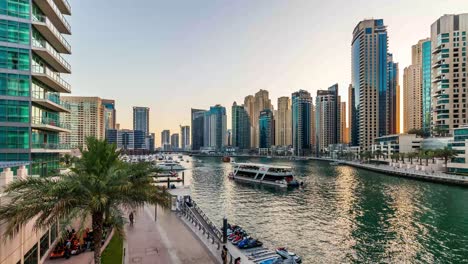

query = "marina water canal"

[179,156,468,263]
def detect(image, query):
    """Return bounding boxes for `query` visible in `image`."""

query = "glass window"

[0,0,30,19]
[23,244,38,264]
[0,126,29,148]
[40,232,49,258]
[0,99,30,122]
[0,73,30,96]
[0,46,29,70]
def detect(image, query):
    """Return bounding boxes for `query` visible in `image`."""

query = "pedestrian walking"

[221,245,228,264]
[129,212,134,226]
[235,257,241,264]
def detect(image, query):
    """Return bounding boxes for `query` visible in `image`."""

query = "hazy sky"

[68,0,468,146]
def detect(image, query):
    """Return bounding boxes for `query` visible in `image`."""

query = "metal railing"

[192,200,223,241]
[45,0,71,33]
[32,13,72,52]
[32,38,71,72]
[32,65,71,92]
[31,116,71,130]
[31,143,71,149]
[31,90,71,110]
[56,0,71,14]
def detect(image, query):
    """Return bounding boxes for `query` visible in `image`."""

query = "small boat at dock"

[229,163,301,188]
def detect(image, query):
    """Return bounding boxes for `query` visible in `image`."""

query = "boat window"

[236,171,257,178]
[262,175,286,182]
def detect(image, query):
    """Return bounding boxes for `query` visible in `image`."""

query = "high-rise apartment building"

[0,0,73,176]
[315,84,340,154]
[275,97,292,146]
[340,102,349,143]
[243,90,272,148]
[431,14,468,133]
[171,133,179,150]
[259,109,274,148]
[60,96,109,149]
[203,105,227,150]
[191,109,206,151]
[403,39,431,132]
[350,19,398,150]
[133,107,149,135]
[232,102,251,150]
[107,129,145,150]
[292,90,313,156]
[161,129,170,150]
[102,99,116,132]
[180,125,190,150]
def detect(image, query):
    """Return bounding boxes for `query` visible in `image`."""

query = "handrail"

[31,91,70,109]
[32,38,71,71]
[45,0,71,33]
[31,116,71,130]
[32,65,71,92]
[32,143,71,149]
[32,13,71,52]
[192,200,223,240]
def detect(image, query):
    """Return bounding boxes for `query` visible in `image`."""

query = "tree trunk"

[92,212,104,264]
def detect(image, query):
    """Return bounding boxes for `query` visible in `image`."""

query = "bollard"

[167,177,170,188]
[222,217,228,243]
[182,171,185,185]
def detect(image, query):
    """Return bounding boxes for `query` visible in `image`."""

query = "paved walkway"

[125,205,217,264]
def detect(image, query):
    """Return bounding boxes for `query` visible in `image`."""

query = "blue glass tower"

[259,109,273,148]
[421,40,432,132]
[292,90,312,156]
[351,19,396,150]
[203,105,227,150]
[232,102,251,150]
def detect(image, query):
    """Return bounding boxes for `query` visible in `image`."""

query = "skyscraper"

[404,39,431,132]
[232,102,251,150]
[243,95,255,148]
[171,133,179,150]
[60,96,108,149]
[292,90,313,156]
[340,102,349,144]
[259,109,274,148]
[0,0,72,176]
[133,107,149,135]
[161,129,170,149]
[431,14,468,133]
[102,99,116,132]
[315,84,340,154]
[203,105,227,150]
[276,97,292,146]
[191,109,206,151]
[351,19,398,150]
[180,125,190,150]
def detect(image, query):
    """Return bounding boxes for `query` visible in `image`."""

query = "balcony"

[432,45,442,54]
[33,0,71,34]
[31,116,71,133]
[32,65,71,94]
[52,0,71,15]
[32,91,71,113]
[31,143,71,153]
[32,39,71,73]
[32,14,71,54]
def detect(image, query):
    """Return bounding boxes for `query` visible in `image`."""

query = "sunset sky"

[68,0,468,146]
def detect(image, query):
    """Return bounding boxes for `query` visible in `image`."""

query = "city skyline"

[69,0,468,144]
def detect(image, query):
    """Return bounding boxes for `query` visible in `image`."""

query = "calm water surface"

[179,156,468,263]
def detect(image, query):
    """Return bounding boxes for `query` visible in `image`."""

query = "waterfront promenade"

[125,205,217,264]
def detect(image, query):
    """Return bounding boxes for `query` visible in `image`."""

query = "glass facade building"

[259,109,273,148]
[351,19,397,150]
[422,40,432,132]
[231,102,251,150]
[203,105,227,150]
[191,108,206,151]
[0,0,72,176]
[292,90,312,156]
[133,107,149,136]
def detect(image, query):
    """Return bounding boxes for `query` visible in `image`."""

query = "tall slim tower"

[0,0,72,176]
[340,102,349,144]
[133,107,149,135]
[276,97,292,146]
[351,19,397,150]
[232,102,251,150]
[243,95,255,149]
[315,84,340,154]
[203,105,227,150]
[252,90,272,148]
[191,109,206,151]
[292,90,313,156]
[102,99,116,132]
[259,109,274,148]
[431,14,468,133]
[180,125,190,150]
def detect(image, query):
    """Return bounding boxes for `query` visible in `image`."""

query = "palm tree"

[0,137,170,264]
[400,153,406,164]
[60,153,72,167]
[374,150,383,160]
[407,152,417,165]
[436,147,458,172]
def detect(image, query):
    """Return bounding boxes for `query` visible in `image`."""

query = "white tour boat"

[229,163,300,188]
[155,161,185,171]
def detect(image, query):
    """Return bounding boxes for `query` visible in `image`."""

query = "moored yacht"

[229,163,300,188]
[155,161,185,171]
